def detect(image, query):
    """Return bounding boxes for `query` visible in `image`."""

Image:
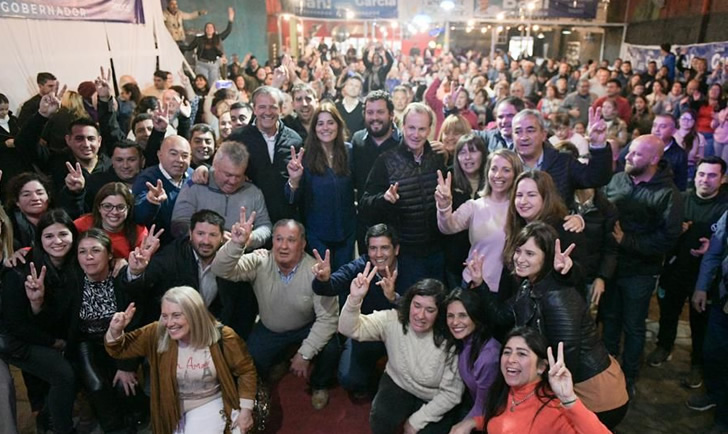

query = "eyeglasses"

[100,203,128,212]
[679,116,695,122]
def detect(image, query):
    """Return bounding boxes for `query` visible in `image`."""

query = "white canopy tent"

[0,0,185,112]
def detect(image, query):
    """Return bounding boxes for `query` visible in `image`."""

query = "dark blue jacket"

[285,144,355,242]
[132,165,193,244]
[311,255,404,314]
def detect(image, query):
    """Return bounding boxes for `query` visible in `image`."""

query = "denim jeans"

[246,322,340,389]
[0,359,18,434]
[396,250,445,293]
[195,59,221,84]
[704,303,728,428]
[601,274,658,381]
[7,344,76,433]
[337,338,386,394]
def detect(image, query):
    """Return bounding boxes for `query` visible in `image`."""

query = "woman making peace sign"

[105,286,257,434]
[480,222,629,429]
[476,327,611,433]
[1,209,79,434]
[285,102,356,271]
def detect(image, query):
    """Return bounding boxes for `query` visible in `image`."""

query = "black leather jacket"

[482,271,610,383]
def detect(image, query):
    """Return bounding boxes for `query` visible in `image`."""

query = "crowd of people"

[1,5,728,432]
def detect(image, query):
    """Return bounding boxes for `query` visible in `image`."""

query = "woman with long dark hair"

[286,102,356,271]
[444,289,500,434]
[483,222,629,429]
[339,275,463,434]
[674,109,707,180]
[1,209,80,434]
[476,327,611,433]
[437,147,523,292]
[183,8,235,83]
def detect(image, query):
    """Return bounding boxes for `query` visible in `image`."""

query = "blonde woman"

[106,286,257,434]
[431,114,472,166]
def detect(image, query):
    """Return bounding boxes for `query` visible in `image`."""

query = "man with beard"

[361,102,447,285]
[283,83,319,141]
[474,97,524,152]
[350,90,401,246]
[648,157,728,391]
[603,134,684,398]
[122,209,257,338]
[171,141,271,242]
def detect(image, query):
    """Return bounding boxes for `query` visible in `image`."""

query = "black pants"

[74,339,148,432]
[369,373,458,434]
[656,280,708,366]
[8,344,75,434]
[595,401,629,430]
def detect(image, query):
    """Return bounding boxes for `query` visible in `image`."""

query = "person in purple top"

[444,286,501,434]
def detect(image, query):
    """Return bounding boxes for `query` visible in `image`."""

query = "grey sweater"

[171,171,272,248]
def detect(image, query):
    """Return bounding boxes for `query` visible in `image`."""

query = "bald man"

[133,135,193,244]
[603,134,684,398]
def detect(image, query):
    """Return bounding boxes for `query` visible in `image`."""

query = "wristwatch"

[300,353,312,361]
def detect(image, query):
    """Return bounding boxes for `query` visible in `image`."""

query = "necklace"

[510,390,536,412]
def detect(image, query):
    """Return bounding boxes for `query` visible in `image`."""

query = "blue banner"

[0,0,144,23]
[624,41,728,72]
[281,0,398,20]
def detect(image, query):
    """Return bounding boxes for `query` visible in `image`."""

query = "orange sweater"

[474,382,610,434]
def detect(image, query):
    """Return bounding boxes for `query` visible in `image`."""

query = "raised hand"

[108,303,136,340]
[286,146,305,188]
[38,84,66,118]
[312,249,331,282]
[465,251,485,287]
[553,239,576,275]
[128,225,163,275]
[376,265,398,302]
[25,263,47,314]
[152,105,170,132]
[230,206,256,247]
[272,66,287,89]
[25,262,46,302]
[64,161,85,192]
[434,170,453,209]
[587,106,607,146]
[350,261,377,302]
[179,99,192,119]
[145,179,168,205]
[547,342,577,405]
[384,182,400,204]
[95,66,112,101]
[227,6,235,21]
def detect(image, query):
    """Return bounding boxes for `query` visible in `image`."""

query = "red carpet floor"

[263,373,372,434]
